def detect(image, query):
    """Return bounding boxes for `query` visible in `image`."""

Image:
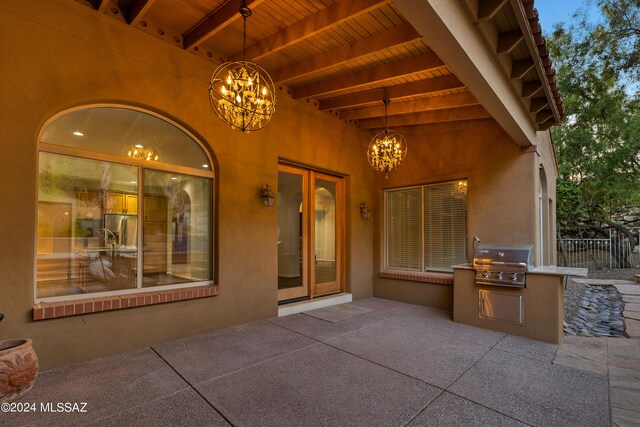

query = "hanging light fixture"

[208,0,276,133]
[127,144,159,161]
[367,94,407,178]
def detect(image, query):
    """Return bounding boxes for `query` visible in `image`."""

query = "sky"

[534,0,602,34]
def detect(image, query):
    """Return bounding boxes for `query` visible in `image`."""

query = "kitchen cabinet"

[105,193,138,215]
[143,196,168,274]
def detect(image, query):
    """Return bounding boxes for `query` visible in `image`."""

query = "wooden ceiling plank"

[358,105,491,128]
[511,58,534,79]
[477,0,509,21]
[183,0,268,50]
[292,52,445,99]
[497,30,523,54]
[521,81,543,98]
[272,23,420,83]
[319,74,464,110]
[228,0,391,61]
[340,91,478,120]
[97,0,109,13]
[123,0,159,25]
[535,109,554,124]
[538,117,556,131]
[529,97,549,114]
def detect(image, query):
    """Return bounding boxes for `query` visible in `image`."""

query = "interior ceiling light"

[127,144,158,161]
[367,94,407,178]
[208,0,276,133]
[73,131,84,136]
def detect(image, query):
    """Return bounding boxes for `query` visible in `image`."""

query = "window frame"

[34,105,216,304]
[383,179,468,275]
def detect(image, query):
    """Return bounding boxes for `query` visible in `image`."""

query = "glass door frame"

[277,164,310,301]
[310,171,344,298]
[277,163,345,302]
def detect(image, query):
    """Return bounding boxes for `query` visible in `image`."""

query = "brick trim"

[33,285,219,321]
[378,271,453,286]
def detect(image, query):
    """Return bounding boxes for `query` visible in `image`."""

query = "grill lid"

[473,244,534,270]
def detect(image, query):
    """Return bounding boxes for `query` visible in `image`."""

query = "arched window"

[36,106,214,302]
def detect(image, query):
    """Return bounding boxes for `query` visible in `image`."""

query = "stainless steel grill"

[473,244,534,288]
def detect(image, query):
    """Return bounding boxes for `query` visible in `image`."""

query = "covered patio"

[3,298,619,426]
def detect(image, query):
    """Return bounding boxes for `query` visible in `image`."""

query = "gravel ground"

[564,268,639,322]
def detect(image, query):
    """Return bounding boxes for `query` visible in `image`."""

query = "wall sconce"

[360,202,370,220]
[261,184,275,207]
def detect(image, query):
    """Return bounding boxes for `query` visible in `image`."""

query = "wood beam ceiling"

[477,0,509,21]
[521,81,542,98]
[122,0,158,25]
[511,58,534,79]
[270,23,421,83]
[497,30,523,55]
[228,0,391,61]
[529,97,548,113]
[357,105,490,129]
[318,74,465,110]
[339,92,478,120]
[183,0,267,50]
[292,52,446,99]
[97,0,110,13]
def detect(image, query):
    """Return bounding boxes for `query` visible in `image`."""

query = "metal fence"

[557,228,640,269]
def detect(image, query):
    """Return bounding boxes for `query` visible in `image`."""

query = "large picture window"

[385,180,467,273]
[36,106,214,301]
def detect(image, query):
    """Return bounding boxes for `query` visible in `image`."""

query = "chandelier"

[127,144,158,161]
[208,1,276,132]
[367,98,407,177]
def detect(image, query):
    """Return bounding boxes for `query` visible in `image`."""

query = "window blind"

[384,180,467,273]
[386,187,422,270]
[423,181,467,272]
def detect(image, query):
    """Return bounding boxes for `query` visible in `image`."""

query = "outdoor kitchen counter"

[529,266,588,277]
[453,265,585,344]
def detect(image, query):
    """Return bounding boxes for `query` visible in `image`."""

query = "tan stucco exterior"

[453,268,565,344]
[0,1,559,369]
[372,120,558,308]
[0,2,376,369]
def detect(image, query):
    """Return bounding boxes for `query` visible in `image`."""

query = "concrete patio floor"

[1,297,626,426]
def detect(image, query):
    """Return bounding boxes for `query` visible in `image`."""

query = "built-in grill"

[473,244,534,288]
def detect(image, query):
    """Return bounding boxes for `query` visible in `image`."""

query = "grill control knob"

[511,273,518,281]
[482,271,489,278]
[496,272,503,280]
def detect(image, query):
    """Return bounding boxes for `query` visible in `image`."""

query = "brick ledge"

[378,271,453,286]
[33,285,219,320]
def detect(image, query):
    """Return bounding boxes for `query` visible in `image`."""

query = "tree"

[547,0,640,266]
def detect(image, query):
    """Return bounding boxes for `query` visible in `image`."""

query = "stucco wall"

[0,2,374,369]
[373,119,543,309]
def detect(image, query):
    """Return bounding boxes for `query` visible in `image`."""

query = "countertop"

[453,264,588,277]
[528,266,588,277]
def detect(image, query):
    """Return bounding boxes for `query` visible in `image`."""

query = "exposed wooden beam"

[319,74,464,110]
[535,109,554,124]
[521,81,542,98]
[511,58,534,79]
[497,30,523,54]
[477,0,509,21]
[293,53,445,100]
[95,0,109,12]
[228,0,390,61]
[123,0,158,25]
[358,105,491,128]
[271,24,421,83]
[538,118,556,131]
[183,0,267,50]
[529,97,548,114]
[340,92,478,120]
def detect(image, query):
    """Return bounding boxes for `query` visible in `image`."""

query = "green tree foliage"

[547,0,640,230]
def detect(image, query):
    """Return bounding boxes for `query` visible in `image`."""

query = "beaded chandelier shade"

[127,144,158,161]
[208,2,276,133]
[367,98,407,177]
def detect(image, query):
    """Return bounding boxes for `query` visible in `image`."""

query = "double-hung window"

[385,180,467,273]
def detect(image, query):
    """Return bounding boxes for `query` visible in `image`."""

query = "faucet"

[102,228,118,249]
